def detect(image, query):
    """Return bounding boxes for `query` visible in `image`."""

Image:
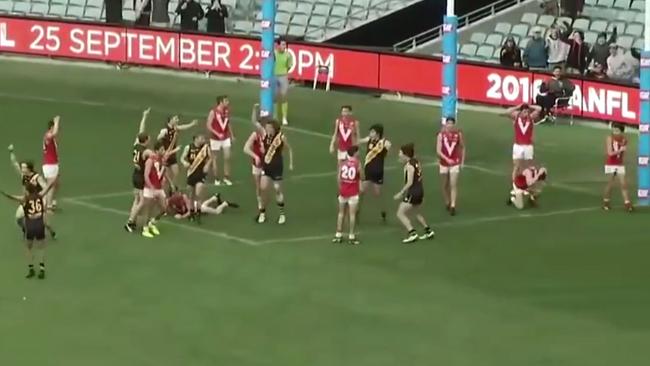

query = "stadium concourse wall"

[0,15,640,126]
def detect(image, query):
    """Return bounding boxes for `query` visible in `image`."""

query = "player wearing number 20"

[333,146,361,245]
[436,117,464,216]
[603,123,633,212]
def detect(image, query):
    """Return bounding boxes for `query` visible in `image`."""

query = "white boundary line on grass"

[258,206,600,245]
[65,198,261,246]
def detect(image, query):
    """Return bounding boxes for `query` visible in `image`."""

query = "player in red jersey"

[42,115,60,210]
[206,95,235,186]
[508,165,548,209]
[141,141,168,238]
[157,115,197,192]
[503,103,542,179]
[436,117,465,216]
[329,105,360,164]
[333,146,361,245]
[603,123,633,212]
[244,104,266,211]
[167,192,238,219]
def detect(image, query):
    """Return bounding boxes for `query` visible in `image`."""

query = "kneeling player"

[2,182,55,279]
[333,146,361,245]
[167,192,238,219]
[394,144,435,244]
[603,123,633,212]
[508,165,548,209]
[181,134,211,219]
[436,117,464,215]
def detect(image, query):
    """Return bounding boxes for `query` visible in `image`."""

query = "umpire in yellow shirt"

[274,39,293,125]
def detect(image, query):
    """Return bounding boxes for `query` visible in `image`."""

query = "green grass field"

[0,59,649,366]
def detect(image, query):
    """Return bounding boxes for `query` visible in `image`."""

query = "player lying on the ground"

[167,192,238,219]
[507,165,548,209]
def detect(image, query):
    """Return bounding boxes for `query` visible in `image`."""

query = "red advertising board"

[0,16,640,125]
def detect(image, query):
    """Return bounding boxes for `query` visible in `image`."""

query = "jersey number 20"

[341,165,357,180]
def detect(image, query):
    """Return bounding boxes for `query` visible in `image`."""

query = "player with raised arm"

[167,191,238,220]
[141,141,168,238]
[125,108,152,233]
[394,143,435,244]
[9,145,57,239]
[158,115,197,192]
[503,103,542,179]
[603,123,633,212]
[256,119,294,225]
[275,38,293,125]
[357,124,391,222]
[181,134,212,220]
[243,104,266,211]
[436,117,465,216]
[508,165,548,209]
[333,145,361,245]
[329,105,360,165]
[206,95,234,186]
[42,115,60,210]
[2,180,56,279]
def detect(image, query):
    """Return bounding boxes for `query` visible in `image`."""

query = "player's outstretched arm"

[0,191,22,202]
[8,145,21,175]
[250,104,265,132]
[138,108,151,134]
[177,119,198,131]
[459,132,466,166]
[49,116,60,137]
[329,119,337,154]
[283,135,294,171]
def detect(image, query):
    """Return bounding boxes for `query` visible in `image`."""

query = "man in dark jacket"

[206,0,228,34]
[173,0,204,31]
[524,29,548,69]
[588,29,617,71]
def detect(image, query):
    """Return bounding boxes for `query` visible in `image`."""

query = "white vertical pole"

[638,0,650,205]
[646,0,650,50]
[446,0,454,16]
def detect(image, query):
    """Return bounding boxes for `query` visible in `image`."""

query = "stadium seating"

[453,0,646,64]
[0,0,417,41]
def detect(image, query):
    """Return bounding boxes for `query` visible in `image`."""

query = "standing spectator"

[524,29,548,69]
[607,43,637,82]
[500,36,522,68]
[547,27,569,69]
[173,0,205,31]
[540,0,559,16]
[586,62,608,80]
[206,0,228,34]
[105,0,123,24]
[562,0,584,18]
[150,0,170,28]
[588,30,617,70]
[135,0,152,26]
[562,23,588,74]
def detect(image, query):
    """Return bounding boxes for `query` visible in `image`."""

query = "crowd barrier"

[0,15,640,125]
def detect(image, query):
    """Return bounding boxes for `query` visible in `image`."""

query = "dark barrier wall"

[330,0,495,48]
[0,15,638,125]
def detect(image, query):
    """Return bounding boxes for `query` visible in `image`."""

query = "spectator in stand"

[500,36,522,68]
[206,0,229,34]
[586,62,608,80]
[524,29,548,70]
[135,0,152,26]
[150,0,170,28]
[173,0,205,31]
[588,30,617,71]
[607,43,637,83]
[562,23,588,75]
[561,0,584,18]
[547,26,569,69]
[105,0,123,24]
[540,0,559,16]
[537,66,576,122]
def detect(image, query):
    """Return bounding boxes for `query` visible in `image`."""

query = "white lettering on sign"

[638,189,649,198]
[29,25,60,52]
[0,22,16,47]
[640,124,650,133]
[288,49,334,76]
[638,156,649,166]
[486,73,532,103]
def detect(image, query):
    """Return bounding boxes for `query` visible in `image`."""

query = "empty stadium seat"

[618,35,635,49]
[277,1,296,13]
[11,1,29,14]
[537,15,555,27]
[470,32,487,44]
[233,20,253,33]
[631,0,645,11]
[330,4,348,19]
[49,4,66,16]
[295,2,313,15]
[0,0,11,13]
[275,22,288,36]
[590,20,608,32]
[485,33,503,47]
[84,6,101,19]
[633,37,643,49]
[584,30,598,44]
[597,0,615,7]
[519,37,531,49]
[572,18,590,31]
[626,23,644,37]
[494,22,512,35]
[510,23,529,38]
[459,43,478,57]
[476,45,495,59]
[70,0,87,7]
[287,24,306,36]
[30,3,48,15]
[613,0,630,9]
[608,21,626,34]
[520,12,538,25]
[635,12,645,23]
[312,4,330,17]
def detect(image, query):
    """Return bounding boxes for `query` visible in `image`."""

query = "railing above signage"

[0,16,639,125]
